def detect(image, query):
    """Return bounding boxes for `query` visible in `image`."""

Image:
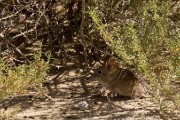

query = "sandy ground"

[0,67,163,120]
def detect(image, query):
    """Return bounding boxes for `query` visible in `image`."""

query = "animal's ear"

[106,57,117,70]
[101,54,112,61]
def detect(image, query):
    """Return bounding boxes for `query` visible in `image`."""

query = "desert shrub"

[0,47,50,100]
[89,0,179,118]
[0,0,179,118]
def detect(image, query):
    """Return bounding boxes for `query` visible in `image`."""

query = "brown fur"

[93,57,147,98]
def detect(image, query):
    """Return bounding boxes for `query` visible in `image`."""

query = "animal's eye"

[97,70,102,75]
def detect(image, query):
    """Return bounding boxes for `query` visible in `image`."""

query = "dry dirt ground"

[1,67,164,120]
